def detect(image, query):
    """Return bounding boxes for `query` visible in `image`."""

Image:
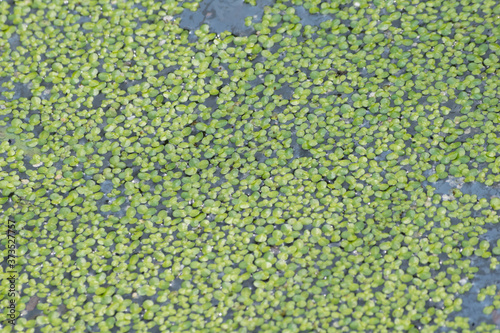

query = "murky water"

[423,176,500,199]
[179,0,274,37]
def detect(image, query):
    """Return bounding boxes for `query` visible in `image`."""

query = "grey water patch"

[101,180,114,195]
[222,308,234,321]
[295,6,331,27]
[424,179,454,195]
[374,150,390,161]
[481,224,500,245]
[456,127,483,143]
[290,131,313,158]
[427,177,500,198]
[169,277,183,291]
[357,66,369,77]
[83,172,93,181]
[461,181,500,199]
[443,99,463,114]
[14,82,32,99]
[422,176,500,201]
[0,81,31,101]
[440,256,500,332]
[179,0,273,36]
[76,15,91,25]
[8,33,20,49]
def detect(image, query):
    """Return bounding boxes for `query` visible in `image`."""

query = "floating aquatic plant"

[1,0,500,332]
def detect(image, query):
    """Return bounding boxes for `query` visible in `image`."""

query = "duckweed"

[1,0,500,331]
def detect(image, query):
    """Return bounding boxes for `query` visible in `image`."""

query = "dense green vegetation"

[1,0,500,331]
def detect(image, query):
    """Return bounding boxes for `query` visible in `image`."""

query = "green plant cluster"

[478,284,498,315]
[1,0,500,332]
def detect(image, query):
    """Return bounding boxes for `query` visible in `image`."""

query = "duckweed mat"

[2,0,500,332]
